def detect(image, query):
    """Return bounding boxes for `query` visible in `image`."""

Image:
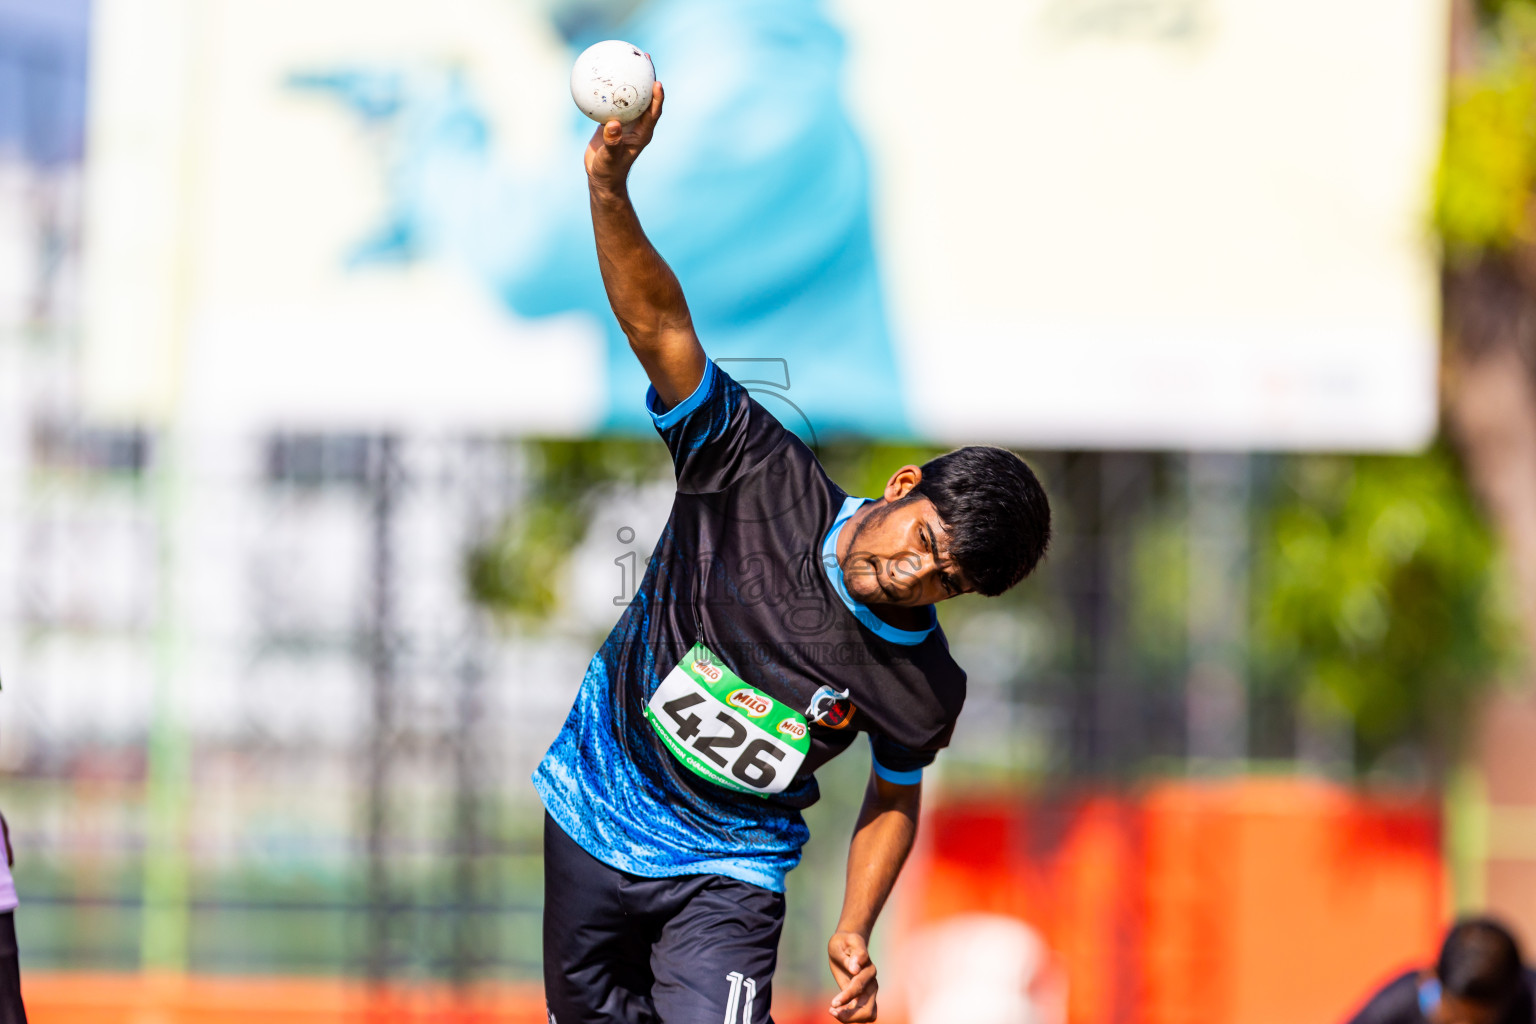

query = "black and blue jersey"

[533,361,966,891]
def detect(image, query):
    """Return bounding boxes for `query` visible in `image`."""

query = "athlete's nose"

[887,550,938,597]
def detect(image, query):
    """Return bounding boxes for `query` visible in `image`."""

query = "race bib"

[645,642,810,797]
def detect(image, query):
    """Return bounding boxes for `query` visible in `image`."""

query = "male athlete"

[533,82,1052,1024]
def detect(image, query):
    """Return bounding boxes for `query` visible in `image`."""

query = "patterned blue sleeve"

[869,734,933,786]
[647,361,790,493]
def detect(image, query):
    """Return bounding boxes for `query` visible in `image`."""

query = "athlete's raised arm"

[826,771,922,1022]
[584,82,707,410]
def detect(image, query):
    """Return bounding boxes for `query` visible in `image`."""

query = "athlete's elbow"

[624,318,696,359]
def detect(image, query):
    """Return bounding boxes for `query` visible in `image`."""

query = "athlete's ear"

[883,465,922,501]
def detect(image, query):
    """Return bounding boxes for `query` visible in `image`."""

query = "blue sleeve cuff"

[646,360,716,431]
[871,754,924,787]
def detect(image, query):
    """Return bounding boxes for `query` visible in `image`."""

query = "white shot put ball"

[570,40,656,124]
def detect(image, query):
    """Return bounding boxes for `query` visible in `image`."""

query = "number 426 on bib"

[645,643,810,797]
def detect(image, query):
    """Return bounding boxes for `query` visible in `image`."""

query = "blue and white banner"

[82,0,1444,449]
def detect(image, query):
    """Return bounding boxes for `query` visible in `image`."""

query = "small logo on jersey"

[727,688,772,718]
[805,685,856,729]
[692,659,723,683]
[777,719,808,741]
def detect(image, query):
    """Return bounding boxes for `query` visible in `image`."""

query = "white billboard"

[84,0,1445,448]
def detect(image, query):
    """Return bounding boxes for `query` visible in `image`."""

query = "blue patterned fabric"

[534,655,808,890]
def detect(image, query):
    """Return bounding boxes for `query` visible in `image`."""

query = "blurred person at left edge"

[0,811,24,1024]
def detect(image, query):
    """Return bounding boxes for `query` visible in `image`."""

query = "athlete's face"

[839,466,974,608]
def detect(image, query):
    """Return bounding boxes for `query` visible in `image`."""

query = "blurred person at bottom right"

[1346,918,1535,1024]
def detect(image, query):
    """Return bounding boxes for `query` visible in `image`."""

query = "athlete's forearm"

[835,775,920,938]
[588,182,702,407]
[589,182,690,347]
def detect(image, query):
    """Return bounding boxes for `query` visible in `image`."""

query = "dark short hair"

[910,446,1051,597]
[1438,917,1525,1006]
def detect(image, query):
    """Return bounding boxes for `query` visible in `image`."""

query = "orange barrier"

[898,778,1446,1024]
[22,974,550,1024]
[20,973,834,1024]
[21,780,1444,1024]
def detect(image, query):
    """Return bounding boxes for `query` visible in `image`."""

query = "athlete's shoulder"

[654,361,838,497]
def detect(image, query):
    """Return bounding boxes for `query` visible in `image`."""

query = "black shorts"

[542,814,783,1024]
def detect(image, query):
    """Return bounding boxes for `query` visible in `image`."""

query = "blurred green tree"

[466,438,669,621]
[1437,4,1536,256]
[1436,0,1536,664]
[1249,451,1517,774]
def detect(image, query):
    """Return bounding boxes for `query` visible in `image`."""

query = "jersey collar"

[821,495,936,646]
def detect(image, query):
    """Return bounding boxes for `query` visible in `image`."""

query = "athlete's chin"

[845,577,888,605]
[849,577,915,607]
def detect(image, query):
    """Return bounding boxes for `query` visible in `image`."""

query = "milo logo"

[727,688,772,718]
[692,660,723,684]
[777,719,808,742]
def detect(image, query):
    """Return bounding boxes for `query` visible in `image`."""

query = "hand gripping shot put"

[536,44,1053,1024]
